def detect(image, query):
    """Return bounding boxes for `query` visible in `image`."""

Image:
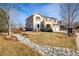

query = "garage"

[52,24,60,32]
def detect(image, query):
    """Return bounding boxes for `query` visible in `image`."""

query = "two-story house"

[25,13,60,32]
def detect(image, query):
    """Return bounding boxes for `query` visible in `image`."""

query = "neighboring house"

[25,13,60,32]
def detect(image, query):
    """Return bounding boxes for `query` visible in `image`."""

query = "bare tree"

[0,3,21,37]
[0,9,9,33]
[60,3,79,35]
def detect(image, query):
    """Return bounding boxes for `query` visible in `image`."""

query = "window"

[43,19,44,21]
[36,16,40,21]
[54,20,56,22]
[49,19,51,21]
[46,19,47,21]
[59,21,61,24]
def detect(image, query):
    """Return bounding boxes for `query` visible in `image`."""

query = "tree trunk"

[8,18,11,38]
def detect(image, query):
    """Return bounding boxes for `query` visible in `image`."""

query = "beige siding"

[33,13,46,30]
[25,13,60,32]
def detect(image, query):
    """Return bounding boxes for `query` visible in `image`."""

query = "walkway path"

[16,34,79,56]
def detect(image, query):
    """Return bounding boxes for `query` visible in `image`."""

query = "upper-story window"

[59,21,61,24]
[43,19,45,21]
[36,16,40,21]
[46,19,47,21]
[49,19,51,21]
[54,20,56,22]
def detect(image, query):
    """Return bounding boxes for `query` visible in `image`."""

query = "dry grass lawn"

[23,32,77,49]
[0,35,41,56]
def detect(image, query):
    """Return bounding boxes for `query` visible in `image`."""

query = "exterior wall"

[52,20,58,24]
[33,14,46,31]
[52,24,60,32]
[51,19,60,32]
[25,15,33,30]
[44,18,53,28]
[26,13,60,32]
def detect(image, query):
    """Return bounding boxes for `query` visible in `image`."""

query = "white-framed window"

[54,20,56,22]
[36,16,40,21]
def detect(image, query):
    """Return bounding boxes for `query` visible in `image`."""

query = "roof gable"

[33,13,57,20]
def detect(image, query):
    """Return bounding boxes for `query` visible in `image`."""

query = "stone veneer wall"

[16,34,79,56]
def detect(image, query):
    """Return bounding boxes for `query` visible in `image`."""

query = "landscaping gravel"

[16,34,79,56]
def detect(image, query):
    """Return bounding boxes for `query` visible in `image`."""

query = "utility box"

[67,28,73,34]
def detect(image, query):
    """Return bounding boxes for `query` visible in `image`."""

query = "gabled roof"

[26,15,33,20]
[43,16,57,20]
[33,13,57,20]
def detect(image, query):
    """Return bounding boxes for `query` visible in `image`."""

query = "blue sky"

[0,3,61,27]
